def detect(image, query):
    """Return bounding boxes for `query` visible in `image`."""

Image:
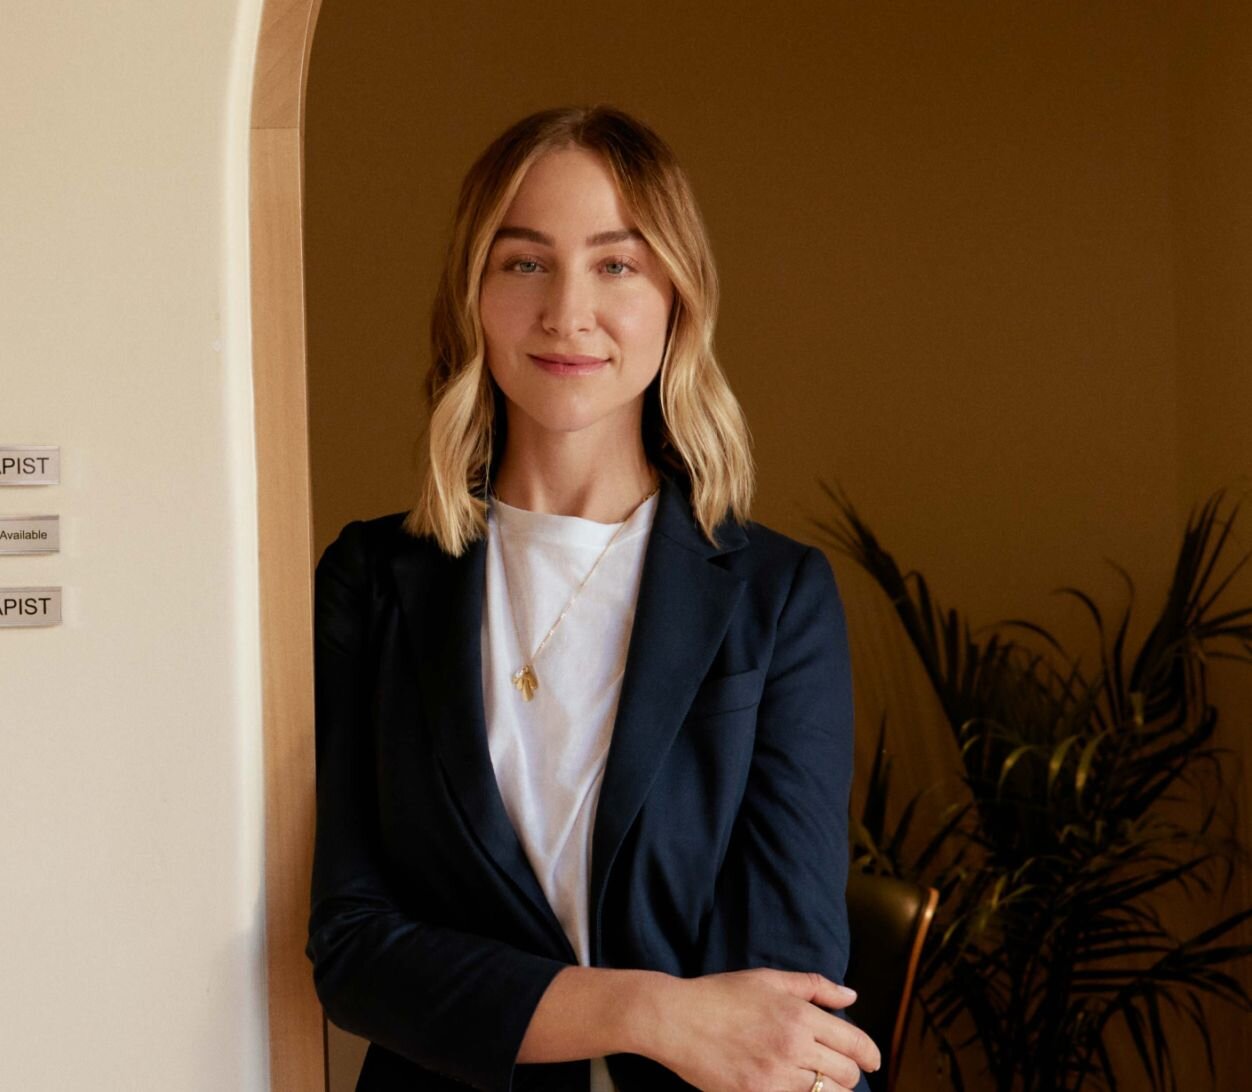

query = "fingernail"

[842,986,858,999]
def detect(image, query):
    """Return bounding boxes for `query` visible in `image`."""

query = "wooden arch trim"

[250,0,327,1088]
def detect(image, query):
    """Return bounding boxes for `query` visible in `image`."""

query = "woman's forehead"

[496,148,637,237]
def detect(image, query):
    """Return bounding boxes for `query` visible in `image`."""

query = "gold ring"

[810,1074,825,1092]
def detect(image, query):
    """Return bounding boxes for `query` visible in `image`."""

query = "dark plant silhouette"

[818,487,1252,1092]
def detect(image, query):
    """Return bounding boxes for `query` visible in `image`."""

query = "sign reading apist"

[0,445,60,485]
[0,587,61,627]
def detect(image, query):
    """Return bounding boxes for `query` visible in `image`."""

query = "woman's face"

[479,147,675,444]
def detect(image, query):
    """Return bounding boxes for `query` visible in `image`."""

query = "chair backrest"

[844,871,939,1092]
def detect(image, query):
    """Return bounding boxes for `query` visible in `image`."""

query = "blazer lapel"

[391,534,576,959]
[589,474,748,952]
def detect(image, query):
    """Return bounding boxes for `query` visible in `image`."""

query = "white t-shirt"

[481,491,658,1092]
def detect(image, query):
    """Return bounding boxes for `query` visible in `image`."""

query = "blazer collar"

[649,468,749,558]
[391,472,750,961]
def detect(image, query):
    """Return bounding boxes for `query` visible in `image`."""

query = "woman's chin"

[524,412,610,437]
[505,396,644,441]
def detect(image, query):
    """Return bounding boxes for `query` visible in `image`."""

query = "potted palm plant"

[817,488,1252,1092]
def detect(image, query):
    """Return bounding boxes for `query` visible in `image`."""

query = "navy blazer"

[308,473,861,1091]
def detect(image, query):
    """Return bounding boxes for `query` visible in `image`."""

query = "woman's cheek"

[615,295,671,346]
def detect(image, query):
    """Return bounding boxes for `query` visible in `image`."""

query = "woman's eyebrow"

[493,226,645,247]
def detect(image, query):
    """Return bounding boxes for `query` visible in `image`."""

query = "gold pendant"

[512,664,539,702]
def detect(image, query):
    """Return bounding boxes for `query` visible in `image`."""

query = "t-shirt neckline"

[488,491,658,549]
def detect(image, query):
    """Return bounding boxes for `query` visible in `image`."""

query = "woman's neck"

[491,420,659,524]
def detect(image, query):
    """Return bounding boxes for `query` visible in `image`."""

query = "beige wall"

[304,1,1251,1086]
[0,1,270,1088]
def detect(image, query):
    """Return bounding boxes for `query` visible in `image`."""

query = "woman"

[309,105,879,1092]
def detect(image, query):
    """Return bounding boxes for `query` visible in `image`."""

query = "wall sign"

[0,514,59,554]
[0,587,61,627]
[0,445,60,485]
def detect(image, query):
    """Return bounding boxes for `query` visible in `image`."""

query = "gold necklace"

[492,485,658,702]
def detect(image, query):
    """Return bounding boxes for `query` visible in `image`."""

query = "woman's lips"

[528,353,610,376]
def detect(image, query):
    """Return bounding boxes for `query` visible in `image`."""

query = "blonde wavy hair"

[404,104,754,556]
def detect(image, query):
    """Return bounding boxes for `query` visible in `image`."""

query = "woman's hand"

[517,965,878,1089]
[637,968,880,1092]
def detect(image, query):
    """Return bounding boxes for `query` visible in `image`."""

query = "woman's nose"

[541,270,595,336]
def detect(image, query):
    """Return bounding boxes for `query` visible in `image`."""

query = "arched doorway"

[249,1,326,1088]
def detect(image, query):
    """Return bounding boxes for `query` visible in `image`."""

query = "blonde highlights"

[404,105,754,555]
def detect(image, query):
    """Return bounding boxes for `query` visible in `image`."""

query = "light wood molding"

[250,1,327,1088]
[253,0,324,130]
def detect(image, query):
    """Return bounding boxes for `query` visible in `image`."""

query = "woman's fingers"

[796,1038,871,1090]
[773,970,859,1011]
[742,970,882,1078]
[793,1067,860,1092]
[812,1014,882,1077]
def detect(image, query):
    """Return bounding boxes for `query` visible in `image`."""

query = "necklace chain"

[492,484,658,702]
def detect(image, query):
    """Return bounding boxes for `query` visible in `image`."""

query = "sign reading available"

[0,515,59,554]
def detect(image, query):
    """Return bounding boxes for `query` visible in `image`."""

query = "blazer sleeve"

[699,544,856,983]
[307,520,567,1092]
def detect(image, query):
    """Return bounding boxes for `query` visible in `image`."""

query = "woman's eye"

[501,255,637,276]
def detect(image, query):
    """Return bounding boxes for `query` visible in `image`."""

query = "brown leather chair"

[844,871,939,1092]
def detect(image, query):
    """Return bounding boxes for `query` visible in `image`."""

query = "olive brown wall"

[1170,4,1252,1086]
[304,2,1251,1087]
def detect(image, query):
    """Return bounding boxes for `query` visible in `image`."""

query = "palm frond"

[823,483,1252,1092]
